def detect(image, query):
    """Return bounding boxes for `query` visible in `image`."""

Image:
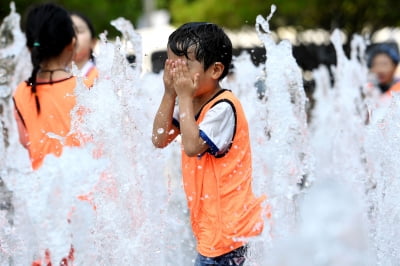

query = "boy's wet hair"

[24,3,75,113]
[168,22,232,80]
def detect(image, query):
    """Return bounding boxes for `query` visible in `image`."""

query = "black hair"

[367,42,400,68]
[70,11,95,40]
[24,3,75,114]
[168,22,232,80]
[70,11,96,62]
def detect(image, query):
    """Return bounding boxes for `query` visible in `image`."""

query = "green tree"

[1,0,143,38]
[158,0,268,28]
[2,0,400,39]
[159,0,400,38]
[272,0,400,36]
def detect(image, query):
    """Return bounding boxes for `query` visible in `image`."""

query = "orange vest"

[389,81,400,93]
[85,65,98,85]
[13,75,95,170]
[181,89,266,257]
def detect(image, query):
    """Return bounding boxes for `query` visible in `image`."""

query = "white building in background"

[118,9,400,75]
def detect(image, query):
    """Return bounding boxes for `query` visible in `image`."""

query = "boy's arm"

[152,59,180,148]
[152,93,179,148]
[173,59,209,157]
[178,97,209,156]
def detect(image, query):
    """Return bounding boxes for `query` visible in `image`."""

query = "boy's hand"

[172,59,199,99]
[163,59,176,97]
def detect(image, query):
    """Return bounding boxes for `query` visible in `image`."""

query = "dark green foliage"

[1,0,400,38]
[1,0,142,38]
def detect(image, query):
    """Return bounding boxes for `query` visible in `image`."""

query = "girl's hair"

[70,11,96,61]
[24,3,75,114]
[168,22,232,80]
[70,11,96,40]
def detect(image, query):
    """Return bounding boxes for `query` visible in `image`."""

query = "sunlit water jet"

[1,2,400,265]
[364,95,400,266]
[0,3,31,265]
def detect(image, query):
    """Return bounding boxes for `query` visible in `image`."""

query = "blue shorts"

[194,245,247,266]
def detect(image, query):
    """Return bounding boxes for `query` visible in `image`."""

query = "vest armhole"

[210,99,237,158]
[195,89,230,120]
[172,117,180,129]
[13,97,27,128]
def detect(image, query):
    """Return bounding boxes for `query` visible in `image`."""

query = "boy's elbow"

[152,135,168,149]
[182,145,200,157]
[153,142,167,149]
[152,139,163,149]
[184,151,198,157]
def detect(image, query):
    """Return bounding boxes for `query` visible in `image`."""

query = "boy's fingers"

[171,66,176,78]
[193,73,200,89]
[181,60,189,75]
[176,60,184,78]
[164,60,172,76]
[179,59,190,79]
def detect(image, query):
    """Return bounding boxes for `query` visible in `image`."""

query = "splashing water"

[0,2,30,162]
[110,17,142,75]
[258,0,313,236]
[1,2,400,265]
[0,4,31,264]
[364,95,400,265]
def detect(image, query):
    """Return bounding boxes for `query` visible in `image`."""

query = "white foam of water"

[2,2,400,265]
[0,2,31,169]
[364,93,400,265]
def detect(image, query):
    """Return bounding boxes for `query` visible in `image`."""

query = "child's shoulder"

[215,89,241,104]
[14,80,31,96]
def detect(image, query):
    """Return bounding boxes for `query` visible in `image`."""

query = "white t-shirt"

[173,101,235,155]
[80,60,95,77]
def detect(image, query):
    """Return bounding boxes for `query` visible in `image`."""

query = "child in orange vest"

[12,3,96,265]
[152,22,266,266]
[13,4,95,170]
[365,43,400,122]
[367,43,400,95]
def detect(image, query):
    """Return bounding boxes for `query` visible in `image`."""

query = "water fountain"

[1,2,400,265]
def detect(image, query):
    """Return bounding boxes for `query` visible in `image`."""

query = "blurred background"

[1,0,400,82]
[2,0,400,38]
[1,2,400,264]
[0,0,400,69]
